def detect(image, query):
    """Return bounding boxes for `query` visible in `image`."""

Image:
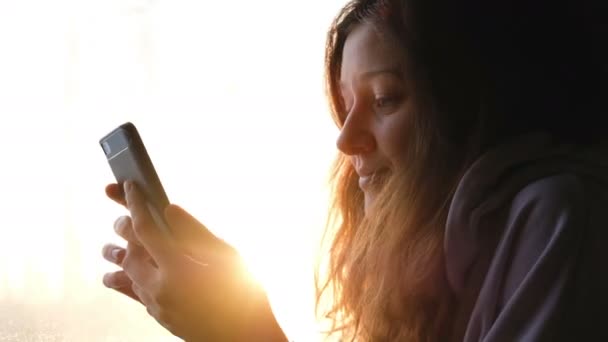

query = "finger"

[164,204,225,252]
[113,216,142,246]
[103,270,132,288]
[131,282,154,308]
[106,183,126,207]
[112,286,142,303]
[125,240,158,267]
[130,283,173,334]
[124,181,171,265]
[103,271,142,303]
[101,244,126,266]
[122,241,159,288]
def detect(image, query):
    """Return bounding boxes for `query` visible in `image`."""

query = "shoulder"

[507,173,588,237]
[505,172,589,258]
[463,173,607,342]
[512,173,586,211]
[499,173,588,303]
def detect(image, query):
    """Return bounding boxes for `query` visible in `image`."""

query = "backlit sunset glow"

[0,1,346,340]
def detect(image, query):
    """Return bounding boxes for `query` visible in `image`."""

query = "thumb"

[164,204,223,252]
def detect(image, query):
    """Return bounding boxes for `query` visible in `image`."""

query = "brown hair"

[316,1,470,340]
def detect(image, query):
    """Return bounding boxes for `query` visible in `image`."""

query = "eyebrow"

[360,67,404,80]
[339,67,404,88]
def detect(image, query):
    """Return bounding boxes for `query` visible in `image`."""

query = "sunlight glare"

[0,0,347,340]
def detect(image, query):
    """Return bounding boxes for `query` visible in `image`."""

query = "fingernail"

[123,181,131,194]
[111,248,124,261]
[114,216,126,233]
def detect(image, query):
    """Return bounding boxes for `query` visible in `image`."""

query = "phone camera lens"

[102,141,112,155]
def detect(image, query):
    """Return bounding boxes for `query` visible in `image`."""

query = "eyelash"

[374,96,396,109]
[373,95,401,115]
[340,94,400,123]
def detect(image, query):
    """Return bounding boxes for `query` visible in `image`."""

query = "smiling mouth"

[358,168,390,191]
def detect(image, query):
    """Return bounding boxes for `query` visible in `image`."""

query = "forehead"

[340,21,406,80]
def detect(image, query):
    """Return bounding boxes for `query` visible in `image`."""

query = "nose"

[336,106,376,155]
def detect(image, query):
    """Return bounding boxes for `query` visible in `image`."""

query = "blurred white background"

[0,0,345,340]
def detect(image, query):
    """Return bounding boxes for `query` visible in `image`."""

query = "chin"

[363,192,375,216]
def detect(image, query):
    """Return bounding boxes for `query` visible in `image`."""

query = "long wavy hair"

[316,0,608,341]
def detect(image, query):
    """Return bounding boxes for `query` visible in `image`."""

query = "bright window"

[0,1,345,340]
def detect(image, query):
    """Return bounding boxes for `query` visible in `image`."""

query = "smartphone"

[100,122,171,234]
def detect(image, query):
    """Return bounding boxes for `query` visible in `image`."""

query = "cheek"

[377,110,412,164]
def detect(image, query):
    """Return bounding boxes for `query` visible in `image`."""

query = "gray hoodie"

[445,132,608,341]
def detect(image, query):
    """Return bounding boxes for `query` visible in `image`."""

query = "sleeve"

[467,173,600,342]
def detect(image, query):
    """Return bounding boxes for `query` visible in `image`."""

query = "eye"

[375,96,394,108]
[373,95,400,114]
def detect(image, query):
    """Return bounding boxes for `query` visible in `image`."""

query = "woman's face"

[337,21,414,211]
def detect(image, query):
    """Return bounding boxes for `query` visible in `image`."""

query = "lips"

[358,168,389,191]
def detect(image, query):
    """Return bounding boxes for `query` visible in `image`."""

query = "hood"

[444,131,608,294]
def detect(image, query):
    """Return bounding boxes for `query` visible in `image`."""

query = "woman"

[102,0,608,340]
